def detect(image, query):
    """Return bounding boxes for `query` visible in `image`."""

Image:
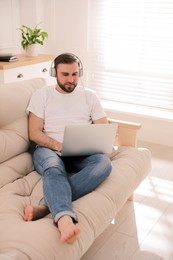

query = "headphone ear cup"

[50,67,56,77]
[79,67,83,77]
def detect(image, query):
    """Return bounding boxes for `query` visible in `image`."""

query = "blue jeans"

[33,147,112,223]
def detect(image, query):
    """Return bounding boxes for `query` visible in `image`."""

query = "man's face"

[56,62,80,93]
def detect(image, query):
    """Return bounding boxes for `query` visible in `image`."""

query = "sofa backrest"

[0,78,46,188]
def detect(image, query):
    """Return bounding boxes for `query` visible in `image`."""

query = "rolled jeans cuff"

[54,211,78,224]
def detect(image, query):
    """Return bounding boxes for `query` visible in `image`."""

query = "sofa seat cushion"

[0,147,151,260]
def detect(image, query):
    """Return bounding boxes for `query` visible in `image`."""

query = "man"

[24,53,112,244]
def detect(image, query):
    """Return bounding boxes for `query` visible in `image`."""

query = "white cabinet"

[0,54,56,86]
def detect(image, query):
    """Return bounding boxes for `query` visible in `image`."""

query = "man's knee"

[33,147,64,172]
[93,154,112,175]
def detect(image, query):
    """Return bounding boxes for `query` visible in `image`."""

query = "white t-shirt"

[27,85,106,142]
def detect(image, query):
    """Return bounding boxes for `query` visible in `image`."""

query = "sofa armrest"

[108,118,141,147]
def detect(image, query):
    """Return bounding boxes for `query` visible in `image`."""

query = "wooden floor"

[81,142,173,260]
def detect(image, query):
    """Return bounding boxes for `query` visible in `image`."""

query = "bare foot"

[24,205,50,221]
[57,215,80,244]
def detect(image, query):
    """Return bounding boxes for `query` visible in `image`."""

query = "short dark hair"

[54,53,80,70]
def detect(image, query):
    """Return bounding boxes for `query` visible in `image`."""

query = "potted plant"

[17,24,48,56]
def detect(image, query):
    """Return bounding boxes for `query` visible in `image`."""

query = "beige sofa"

[0,78,151,260]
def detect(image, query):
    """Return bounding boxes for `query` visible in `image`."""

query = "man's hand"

[54,142,62,152]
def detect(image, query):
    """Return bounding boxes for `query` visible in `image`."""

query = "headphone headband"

[50,53,83,77]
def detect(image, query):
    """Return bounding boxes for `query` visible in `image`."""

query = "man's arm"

[28,112,62,152]
[93,116,108,124]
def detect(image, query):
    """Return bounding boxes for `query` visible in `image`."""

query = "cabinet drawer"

[1,61,53,84]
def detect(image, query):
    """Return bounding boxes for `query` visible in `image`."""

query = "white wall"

[0,0,21,54]
[0,0,172,147]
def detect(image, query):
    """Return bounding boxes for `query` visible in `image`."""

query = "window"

[88,0,173,117]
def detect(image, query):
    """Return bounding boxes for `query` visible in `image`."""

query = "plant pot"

[25,45,38,57]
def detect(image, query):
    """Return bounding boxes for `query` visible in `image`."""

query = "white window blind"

[88,0,173,114]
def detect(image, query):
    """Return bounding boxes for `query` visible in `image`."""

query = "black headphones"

[50,53,83,77]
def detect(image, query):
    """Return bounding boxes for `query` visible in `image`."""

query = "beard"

[57,78,77,93]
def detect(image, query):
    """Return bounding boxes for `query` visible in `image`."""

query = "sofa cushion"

[0,152,34,189]
[0,78,46,164]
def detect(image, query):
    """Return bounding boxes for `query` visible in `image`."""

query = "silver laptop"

[57,123,117,157]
